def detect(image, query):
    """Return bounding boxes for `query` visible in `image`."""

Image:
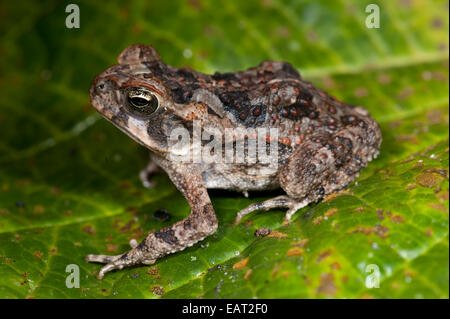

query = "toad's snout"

[89,75,121,112]
[90,75,117,97]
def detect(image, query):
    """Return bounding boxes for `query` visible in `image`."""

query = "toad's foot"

[86,252,156,280]
[139,160,160,188]
[234,195,309,225]
[85,239,155,279]
[86,242,159,279]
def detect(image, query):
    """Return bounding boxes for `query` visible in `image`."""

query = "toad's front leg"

[86,161,218,279]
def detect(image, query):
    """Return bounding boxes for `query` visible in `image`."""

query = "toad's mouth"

[96,110,150,149]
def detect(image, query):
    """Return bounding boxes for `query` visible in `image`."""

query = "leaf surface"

[0,0,448,298]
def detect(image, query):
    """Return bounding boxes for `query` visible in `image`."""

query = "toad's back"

[145,58,380,163]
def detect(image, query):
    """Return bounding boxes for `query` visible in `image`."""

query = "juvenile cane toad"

[87,44,382,278]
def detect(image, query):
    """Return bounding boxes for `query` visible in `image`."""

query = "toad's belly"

[200,162,280,191]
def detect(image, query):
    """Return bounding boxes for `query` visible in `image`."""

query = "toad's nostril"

[96,81,106,91]
[95,78,117,93]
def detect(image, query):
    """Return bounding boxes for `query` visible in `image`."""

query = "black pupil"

[130,96,149,107]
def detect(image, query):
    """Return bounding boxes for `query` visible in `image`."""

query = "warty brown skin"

[86,44,382,279]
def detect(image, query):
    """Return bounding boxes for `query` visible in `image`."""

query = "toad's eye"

[126,87,159,115]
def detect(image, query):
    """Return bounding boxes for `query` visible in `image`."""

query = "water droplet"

[288,41,300,51]
[183,48,193,59]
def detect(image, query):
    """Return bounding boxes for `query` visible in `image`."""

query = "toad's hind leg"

[234,132,359,224]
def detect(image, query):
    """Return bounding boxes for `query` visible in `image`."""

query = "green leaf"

[0,0,448,299]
